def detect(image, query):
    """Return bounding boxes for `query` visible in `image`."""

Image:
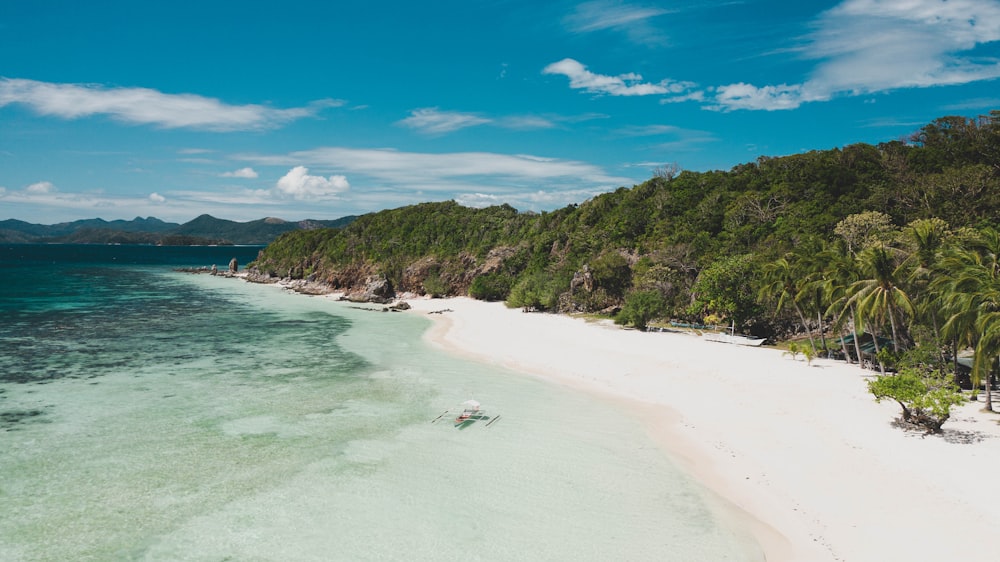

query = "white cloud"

[615,124,717,151]
[660,90,705,104]
[455,187,608,211]
[26,181,55,194]
[803,0,1000,98]
[0,181,356,224]
[0,183,181,221]
[616,124,683,137]
[220,167,259,179]
[556,0,1000,111]
[543,58,691,96]
[0,78,344,131]
[398,108,491,133]
[707,83,806,112]
[233,146,634,213]
[2,145,638,222]
[708,0,1000,111]
[565,1,671,45]
[246,147,630,189]
[943,97,1000,110]
[497,115,557,130]
[400,107,564,134]
[275,166,350,200]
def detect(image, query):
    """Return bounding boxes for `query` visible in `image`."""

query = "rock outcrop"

[570,264,594,292]
[345,275,395,303]
[245,245,523,303]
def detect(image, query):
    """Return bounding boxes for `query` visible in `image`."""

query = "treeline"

[256,112,997,302]
[49,228,232,246]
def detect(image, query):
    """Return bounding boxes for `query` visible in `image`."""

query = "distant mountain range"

[0,214,357,245]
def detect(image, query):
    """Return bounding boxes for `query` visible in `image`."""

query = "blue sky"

[2,0,1000,224]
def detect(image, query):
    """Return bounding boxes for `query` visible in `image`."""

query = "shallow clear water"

[0,245,761,561]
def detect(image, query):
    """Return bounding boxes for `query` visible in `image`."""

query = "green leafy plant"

[614,290,667,331]
[801,344,816,366]
[868,367,965,433]
[782,342,801,361]
[469,273,512,301]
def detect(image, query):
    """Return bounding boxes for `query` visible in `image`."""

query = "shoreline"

[398,296,1000,562]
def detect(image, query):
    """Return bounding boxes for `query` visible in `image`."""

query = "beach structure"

[834,333,893,368]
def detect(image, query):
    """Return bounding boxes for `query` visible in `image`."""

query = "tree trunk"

[793,301,817,356]
[952,340,959,380]
[817,310,829,357]
[840,332,853,364]
[850,307,864,369]
[871,327,886,375]
[987,358,997,412]
[932,315,944,364]
[887,303,901,353]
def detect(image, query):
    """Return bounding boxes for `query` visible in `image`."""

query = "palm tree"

[938,262,998,411]
[902,219,950,362]
[973,311,1000,413]
[935,228,1000,412]
[798,274,831,357]
[937,271,980,390]
[903,218,949,278]
[822,239,864,366]
[848,245,914,355]
[759,256,816,354]
[793,237,833,357]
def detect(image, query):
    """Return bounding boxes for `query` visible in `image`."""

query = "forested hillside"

[253,112,1000,389]
[0,214,357,245]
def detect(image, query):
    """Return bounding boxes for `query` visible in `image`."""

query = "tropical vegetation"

[252,112,1000,429]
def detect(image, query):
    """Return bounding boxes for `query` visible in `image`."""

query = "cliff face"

[246,245,523,303]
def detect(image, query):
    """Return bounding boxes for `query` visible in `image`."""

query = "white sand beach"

[404,296,1000,562]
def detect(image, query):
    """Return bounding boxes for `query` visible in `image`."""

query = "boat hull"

[702,333,767,346]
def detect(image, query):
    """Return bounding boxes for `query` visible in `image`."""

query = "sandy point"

[403,296,1000,562]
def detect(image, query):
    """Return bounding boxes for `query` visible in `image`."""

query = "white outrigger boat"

[702,322,767,347]
[454,399,481,424]
[430,399,500,429]
[702,332,767,346]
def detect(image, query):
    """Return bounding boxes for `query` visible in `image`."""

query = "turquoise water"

[0,245,761,561]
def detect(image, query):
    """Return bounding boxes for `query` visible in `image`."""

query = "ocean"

[0,244,761,561]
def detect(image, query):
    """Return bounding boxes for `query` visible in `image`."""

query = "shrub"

[422,271,449,298]
[469,273,512,301]
[783,342,801,361]
[507,272,561,311]
[801,345,816,366]
[868,367,965,433]
[615,290,667,331]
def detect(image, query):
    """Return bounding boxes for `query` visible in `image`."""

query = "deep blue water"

[0,244,344,388]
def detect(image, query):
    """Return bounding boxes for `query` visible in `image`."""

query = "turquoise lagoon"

[0,245,761,561]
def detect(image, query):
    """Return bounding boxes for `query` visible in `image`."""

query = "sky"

[2,0,1000,224]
